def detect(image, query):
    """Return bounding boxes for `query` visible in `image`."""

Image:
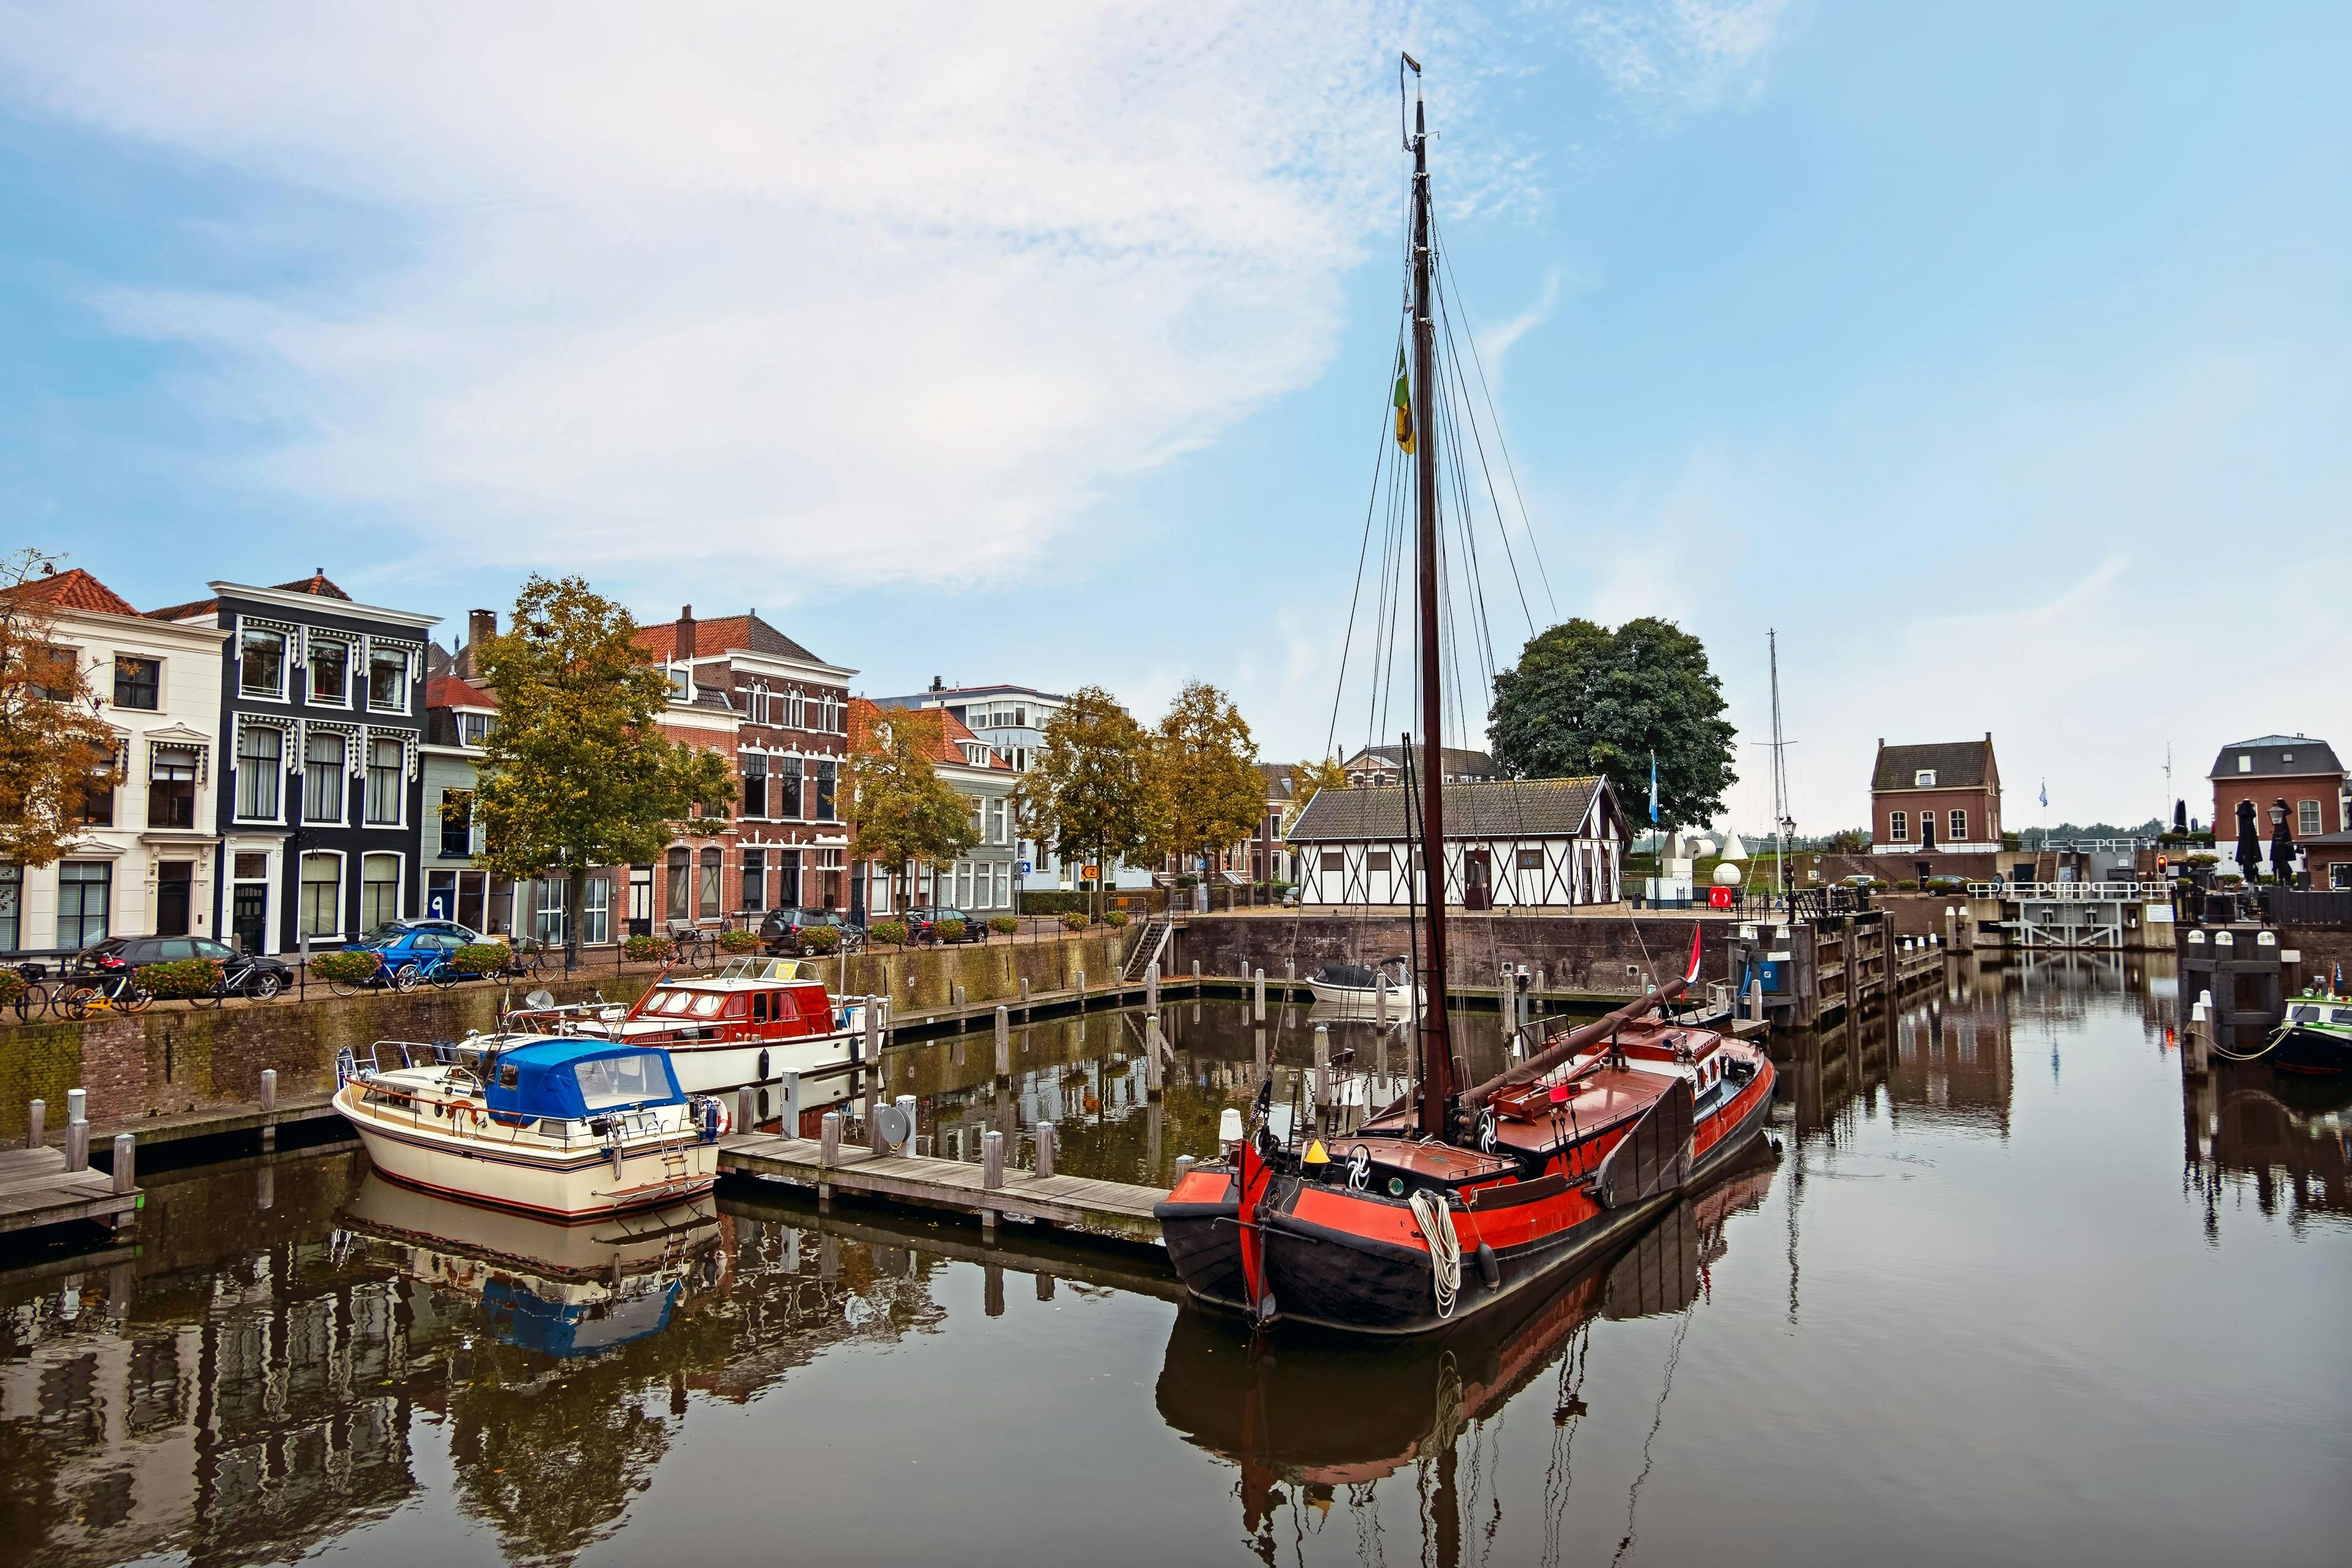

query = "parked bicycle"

[62,970,155,1018]
[3,960,60,1022]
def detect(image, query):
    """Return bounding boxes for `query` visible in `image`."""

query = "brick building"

[2207,734,2346,846]
[1871,736,2003,853]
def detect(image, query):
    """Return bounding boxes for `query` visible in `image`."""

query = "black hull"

[2270,1026,2352,1075]
[1157,1189,1247,1310]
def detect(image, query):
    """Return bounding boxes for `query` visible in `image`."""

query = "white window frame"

[1913,769,1936,788]
[299,850,346,940]
[304,628,356,709]
[364,731,407,827]
[359,851,404,932]
[1888,810,1908,843]
[2297,799,2322,837]
[234,720,288,824]
[1949,809,1967,841]
[302,728,350,825]
[237,620,292,701]
[364,639,416,715]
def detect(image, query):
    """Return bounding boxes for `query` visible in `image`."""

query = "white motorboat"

[1302,957,1423,1016]
[507,957,869,1103]
[334,1035,725,1221]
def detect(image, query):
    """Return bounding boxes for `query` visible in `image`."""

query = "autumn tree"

[1281,756,1350,829]
[472,575,734,968]
[1147,681,1264,892]
[846,705,978,921]
[1488,616,1735,833]
[0,551,121,869]
[1014,686,1156,921]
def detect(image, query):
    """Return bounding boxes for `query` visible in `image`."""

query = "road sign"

[1017,861,1031,875]
[1081,865,1099,880]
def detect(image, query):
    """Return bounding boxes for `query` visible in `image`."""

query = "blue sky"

[3,2,2346,834]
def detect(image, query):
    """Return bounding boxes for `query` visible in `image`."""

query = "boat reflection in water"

[341,1175,725,1357]
[1156,1147,1776,1566]
[2187,1065,2351,1232]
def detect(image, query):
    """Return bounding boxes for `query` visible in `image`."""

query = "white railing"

[1967,881,2171,901]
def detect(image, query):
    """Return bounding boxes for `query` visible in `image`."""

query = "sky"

[2,1,2346,836]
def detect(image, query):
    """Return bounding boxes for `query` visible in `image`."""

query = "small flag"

[2039,779,2048,809]
[1648,752,1659,825]
[1392,347,1415,454]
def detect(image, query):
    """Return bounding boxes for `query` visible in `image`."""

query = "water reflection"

[2187,1069,2351,1231]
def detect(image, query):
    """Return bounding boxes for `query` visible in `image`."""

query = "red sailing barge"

[1153,59,1775,1336]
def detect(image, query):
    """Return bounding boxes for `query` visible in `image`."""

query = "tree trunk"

[565,864,587,974]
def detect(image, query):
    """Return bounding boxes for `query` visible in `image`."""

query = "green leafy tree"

[1147,681,1264,886]
[1014,685,1156,921]
[0,550,121,869]
[1488,617,1735,833]
[1281,756,1351,830]
[848,706,979,918]
[472,575,733,968]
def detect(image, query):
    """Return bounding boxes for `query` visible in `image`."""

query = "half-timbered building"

[1286,776,1626,908]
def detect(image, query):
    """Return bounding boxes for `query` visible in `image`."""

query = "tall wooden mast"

[1407,66,1454,1140]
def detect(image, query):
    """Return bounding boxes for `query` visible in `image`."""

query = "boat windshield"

[645,988,693,1015]
[690,993,725,1017]
[572,1052,673,1110]
[2290,1005,2324,1023]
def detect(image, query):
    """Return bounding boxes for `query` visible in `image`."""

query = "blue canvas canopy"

[484,1037,685,1121]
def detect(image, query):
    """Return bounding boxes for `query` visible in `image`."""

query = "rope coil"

[1411,1188,1461,1319]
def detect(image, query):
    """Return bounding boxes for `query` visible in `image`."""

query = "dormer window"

[2239,755,2252,773]
[1914,769,1936,788]
[669,667,692,701]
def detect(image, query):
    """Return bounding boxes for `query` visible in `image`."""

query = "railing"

[2260,888,2352,927]
[1968,881,2172,900]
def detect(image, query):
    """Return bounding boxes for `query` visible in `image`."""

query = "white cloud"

[1,2,1515,594]
[1567,0,1792,113]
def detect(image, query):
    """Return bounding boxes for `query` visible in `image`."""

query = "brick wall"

[2212,775,2345,843]
[1873,787,1998,847]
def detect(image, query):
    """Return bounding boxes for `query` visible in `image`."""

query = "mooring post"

[1313,1023,1330,1115]
[1145,960,1159,1012]
[1191,958,1201,990]
[954,981,967,1014]
[777,1070,802,1136]
[67,1087,86,1125]
[820,1110,842,1166]
[111,1134,136,1196]
[1284,957,1295,993]
[736,1084,756,1136]
[260,1068,278,1152]
[26,1098,43,1150]
[995,1001,1010,1049]
[1034,1119,1057,1178]
[66,1121,89,1174]
[1019,975,1032,1017]
[1076,968,1086,1009]
[1747,978,1763,1022]
[1145,1012,1164,1099]
[1254,967,1266,1021]
[1175,1154,1196,1180]
[2185,999,2211,1077]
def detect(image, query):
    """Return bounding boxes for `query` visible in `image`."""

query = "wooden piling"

[260,1068,278,1150]
[736,1085,756,1135]
[65,1121,88,1174]
[1145,1012,1164,1099]
[111,1134,135,1196]
[1313,1024,1330,1113]
[26,1098,43,1150]
[1033,1120,1056,1178]
[1254,968,1266,1021]
[1146,960,1159,1012]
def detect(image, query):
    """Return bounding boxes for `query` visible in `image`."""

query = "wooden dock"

[0,1145,140,1238]
[718,1133,1167,1245]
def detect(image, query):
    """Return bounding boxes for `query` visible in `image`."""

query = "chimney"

[930,675,943,693]
[677,605,696,663]
[468,608,497,652]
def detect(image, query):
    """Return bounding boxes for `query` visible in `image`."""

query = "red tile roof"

[636,611,823,666]
[428,675,497,711]
[848,698,1011,770]
[0,567,141,617]
[274,570,352,600]
[148,570,353,624]
[145,595,221,623]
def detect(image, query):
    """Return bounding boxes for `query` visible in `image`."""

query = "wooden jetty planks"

[0,1145,139,1237]
[718,1133,1168,1245]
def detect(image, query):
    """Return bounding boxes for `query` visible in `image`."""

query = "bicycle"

[4,962,57,1022]
[62,971,154,1019]
[668,929,717,969]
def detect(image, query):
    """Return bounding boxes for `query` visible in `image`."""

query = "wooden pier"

[0,1145,140,1238]
[718,1133,1166,1245]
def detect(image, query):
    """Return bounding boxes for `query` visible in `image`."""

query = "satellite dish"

[872,1102,913,1149]
[524,989,556,1010]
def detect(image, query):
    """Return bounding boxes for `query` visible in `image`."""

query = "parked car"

[76,935,296,1000]
[344,919,484,986]
[759,907,863,956]
[900,906,981,943]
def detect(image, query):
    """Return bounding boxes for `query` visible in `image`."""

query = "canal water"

[4,958,2346,1566]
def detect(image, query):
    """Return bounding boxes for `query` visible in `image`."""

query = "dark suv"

[78,935,296,999]
[760,907,862,956]
[900,906,981,943]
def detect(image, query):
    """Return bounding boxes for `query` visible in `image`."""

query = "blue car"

[344,919,483,986]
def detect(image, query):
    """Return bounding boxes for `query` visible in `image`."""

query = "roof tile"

[0,567,141,617]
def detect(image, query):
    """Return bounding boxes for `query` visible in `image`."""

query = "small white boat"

[1302,957,1423,1016]
[334,1035,725,1221]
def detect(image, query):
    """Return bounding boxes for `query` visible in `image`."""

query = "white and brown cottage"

[1286,776,1626,909]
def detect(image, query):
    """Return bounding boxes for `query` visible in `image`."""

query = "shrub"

[137,957,224,1000]
[0,969,24,1008]
[797,924,842,953]
[934,918,967,943]
[309,951,383,986]
[1894,880,1919,891]
[1104,910,1129,928]
[624,933,675,963]
[989,915,1019,937]
[2184,853,2219,867]
[870,919,909,947]
[719,929,761,954]
[453,942,511,974]
[1060,911,1088,932]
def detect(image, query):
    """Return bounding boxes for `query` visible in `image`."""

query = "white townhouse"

[1286,775,1627,910]
[0,568,230,953]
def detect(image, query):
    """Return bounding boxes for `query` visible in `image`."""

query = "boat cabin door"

[1463,848,1493,911]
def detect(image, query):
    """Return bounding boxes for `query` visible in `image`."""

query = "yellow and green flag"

[1392,346,1415,454]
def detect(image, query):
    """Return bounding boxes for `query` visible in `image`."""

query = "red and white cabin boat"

[507,957,870,1101]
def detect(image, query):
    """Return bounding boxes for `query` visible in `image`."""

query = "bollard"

[1192,959,1201,988]
[67,1088,86,1126]
[1145,1013,1164,1099]
[1254,968,1266,1022]
[1034,1120,1057,1178]
[1175,1153,1196,1180]
[111,1134,135,1196]
[1076,968,1087,1009]
[1019,975,1031,1017]
[1254,1026,1267,1073]
[26,1098,43,1150]
[820,1110,842,1166]
[1313,1025,1330,1112]
[736,1084,756,1136]
[66,1120,89,1173]
[1747,978,1763,1022]
[1146,960,1159,1012]
[864,997,884,1152]
[259,1069,276,1113]
[983,1129,1005,1189]
[2186,1000,2211,1076]
[995,1004,1010,1049]
[954,982,966,1011]
[777,1071,802,1137]
[894,1095,919,1152]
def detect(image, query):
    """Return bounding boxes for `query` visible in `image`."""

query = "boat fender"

[758,1049,771,1082]
[1476,1242,1501,1291]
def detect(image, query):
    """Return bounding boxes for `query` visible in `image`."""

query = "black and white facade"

[1287,776,1626,909]
[154,576,438,954]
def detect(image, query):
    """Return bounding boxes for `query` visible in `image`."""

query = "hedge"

[137,957,225,1000]
[988,916,1019,937]
[1016,890,1096,916]
[1104,910,1129,928]
[869,920,909,947]
[797,925,842,953]
[719,929,761,954]
[309,951,383,986]
[933,918,967,943]
[624,934,676,963]
[454,942,511,974]
[1059,911,1088,932]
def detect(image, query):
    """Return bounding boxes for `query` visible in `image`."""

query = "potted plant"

[719,929,761,955]
[870,919,909,948]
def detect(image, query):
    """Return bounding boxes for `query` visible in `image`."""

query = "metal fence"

[2260,888,2352,927]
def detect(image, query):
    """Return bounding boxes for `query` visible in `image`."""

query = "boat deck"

[718,1133,1166,1245]
[0,1145,140,1237]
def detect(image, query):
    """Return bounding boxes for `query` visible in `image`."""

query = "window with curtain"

[148,745,198,829]
[368,646,409,711]
[236,725,282,820]
[58,862,110,948]
[303,733,345,823]
[300,854,341,937]
[360,853,400,930]
[698,848,722,918]
[666,848,690,921]
[365,736,404,824]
